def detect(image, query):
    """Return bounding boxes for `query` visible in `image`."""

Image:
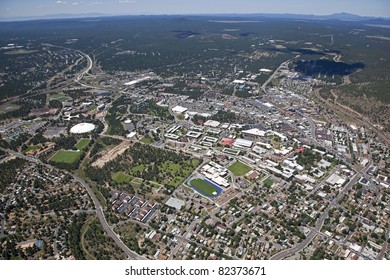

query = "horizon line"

[1,11,389,23]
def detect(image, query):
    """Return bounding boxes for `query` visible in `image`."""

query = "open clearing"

[75,138,91,150]
[50,93,72,102]
[112,171,132,184]
[23,145,40,154]
[4,49,38,55]
[140,136,153,144]
[228,161,252,176]
[50,150,81,164]
[0,102,20,114]
[92,140,131,168]
[263,178,274,187]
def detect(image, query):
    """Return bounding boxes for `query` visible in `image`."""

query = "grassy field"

[23,145,40,153]
[129,164,146,175]
[0,102,20,114]
[130,177,143,188]
[263,178,274,188]
[170,176,185,187]
[112,171,133,184]
[112,171,132,184]
[50,93,71,102]
[50,150,81,163]
[140,136,153,144]
[228,161,252,176]
[190,178,219,196]
[76,139,91,150]
[161,161,181,174]
[149,181,163,188]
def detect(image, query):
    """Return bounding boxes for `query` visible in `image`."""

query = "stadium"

[188,177,223,198]
[70,123,96,134]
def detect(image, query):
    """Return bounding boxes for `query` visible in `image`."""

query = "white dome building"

[70,123,96,134]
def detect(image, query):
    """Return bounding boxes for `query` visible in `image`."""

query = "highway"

[42,43,96,89]
[261,59,291,92]
[75,49,93,84]
[1,148,145,260]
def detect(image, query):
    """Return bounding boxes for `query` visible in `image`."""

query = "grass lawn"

[75,138,91,150]
[23,145,40,153]
[263,178,274,188]
[112,172,132,184]
[140,136,153,144]
[171,176,185,187]
[191,158,201,168]
[50,93,71,102]
[129,164,146,175]
[131,177,143,187]
[50,150,81,164]
[161,161,181,174]
[228,161,252,176]
[149,181,163,188]
[190,178,219,196]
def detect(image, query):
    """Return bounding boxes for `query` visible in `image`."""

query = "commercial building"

[204,120,220,128]
[234,138,253,148]
[242,128,266,141]
[172,105,188,115]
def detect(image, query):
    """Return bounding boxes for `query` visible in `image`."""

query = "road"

[270,163,370,260]
[312,88,390,148]
[1,148,145,260]
[75,49,93,85]
[43,43,96,89]
[377,217,390,259]
[261,59,291,92]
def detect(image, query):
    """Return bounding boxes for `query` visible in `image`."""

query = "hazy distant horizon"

[0,12,388,22]
[1,0,389,20]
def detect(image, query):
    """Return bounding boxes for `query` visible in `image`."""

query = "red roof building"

[219,138,234,147]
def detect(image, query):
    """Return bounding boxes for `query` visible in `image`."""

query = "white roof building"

[234,138,253,148]
[204,120,220,127]
[126,132,137,138]
[165,197,185,210]
[70,123,96,134]
[172,105,188,114]
[242,128,266,137]
[326,174,346,186]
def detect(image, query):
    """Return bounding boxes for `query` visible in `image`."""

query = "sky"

[0,0,389,19]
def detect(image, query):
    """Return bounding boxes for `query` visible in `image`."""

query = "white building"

[172,105,188,114]
[204,120,220,128]
[234,138,253,148]
[242,128,266,141]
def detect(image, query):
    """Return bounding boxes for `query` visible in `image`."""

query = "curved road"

[2,148,145,260]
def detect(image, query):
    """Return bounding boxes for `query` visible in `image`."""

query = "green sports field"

[228,161,252,176]
[190,178,219,196]
[263,178,274,188]
[75,138,91,150]
[50,150,81,164]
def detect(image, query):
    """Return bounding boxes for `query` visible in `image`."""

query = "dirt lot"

[92,140,132,168]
